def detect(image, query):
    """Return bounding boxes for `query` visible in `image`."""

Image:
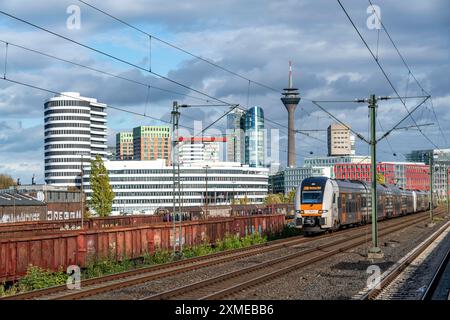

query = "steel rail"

[360,219,450,300]
[421,248,450,300]
[142,210,444,300]
[2,208,442,300]
[1,233,313,300]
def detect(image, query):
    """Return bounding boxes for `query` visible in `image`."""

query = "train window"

[301,191,322,204]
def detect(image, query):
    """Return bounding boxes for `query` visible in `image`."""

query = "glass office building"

[245,106,265,167]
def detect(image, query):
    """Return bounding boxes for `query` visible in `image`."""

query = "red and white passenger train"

[294,177,431,235]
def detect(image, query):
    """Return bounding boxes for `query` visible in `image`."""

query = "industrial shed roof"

[0,192,46,206]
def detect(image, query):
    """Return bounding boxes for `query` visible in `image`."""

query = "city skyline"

[0,0,449,183]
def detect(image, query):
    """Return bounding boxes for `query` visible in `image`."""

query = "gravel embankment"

[231,215,450,300]
[85,212,450,300]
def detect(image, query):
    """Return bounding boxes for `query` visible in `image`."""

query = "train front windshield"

[301,191,323,204]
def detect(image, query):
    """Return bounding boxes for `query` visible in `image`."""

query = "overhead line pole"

[171,101,180,256]
[447,165,449,215]
[177,153,182,253]
[80,154,84,230]
[368,94,383,259]
[429,151,434,224]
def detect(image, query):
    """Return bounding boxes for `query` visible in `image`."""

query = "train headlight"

[318,210,328,214]
[300,210,304,214]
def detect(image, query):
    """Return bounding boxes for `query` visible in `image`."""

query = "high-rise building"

[44,92,107,187]
[132,126,171,163]
[226,108,246,163]
[178,137,225,164]
[245,106,265,167]
[116,132,133,160]
[327,123,352,156]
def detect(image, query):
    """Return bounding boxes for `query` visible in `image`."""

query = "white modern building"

[283,166,332,194]
[178,137,224,164]
[303,155,371,168]
[226,108,246,163]
[84,160,269,215]
[44,92,107,187]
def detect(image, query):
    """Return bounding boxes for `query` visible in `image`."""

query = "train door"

[331,191,339,227]
[356,194,361,224]
[340,193,346,226]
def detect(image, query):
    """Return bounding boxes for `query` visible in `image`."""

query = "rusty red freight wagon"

[0,213,284,282]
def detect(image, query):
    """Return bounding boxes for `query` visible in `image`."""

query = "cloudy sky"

[0,0,449,184]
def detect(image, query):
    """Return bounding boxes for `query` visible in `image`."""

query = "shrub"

[18,265,68,291]
[215,233,266,251]
[83,253,133,279]
[142,249,173,266]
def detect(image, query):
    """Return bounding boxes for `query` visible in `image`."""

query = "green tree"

[264,194,283,205]
[89,155,115,217]
[376,173,385,185]
[0,174,16,189]
[239,195,249,205]
[286,190,296,204]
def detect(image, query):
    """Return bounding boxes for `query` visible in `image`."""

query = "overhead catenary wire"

[0,43,317,161]
[367,0,429,95]
[428,93,448,147]
[264,117,327,144]
[143,85,151,116]
[0,39,211,103]
[78,0,335,133]
[6,5,432,164]
[337,0,440,150]
[3,41,8,79]
[0,10,333,148]
[0,10,240,110]
[311,100,369,144]
[43,1,335,141]
[367,0,448,148]
[2,76,195,131]
[77,0,283,94]
[1,9,324,146]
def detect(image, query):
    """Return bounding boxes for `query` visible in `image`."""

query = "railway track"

[358,218,450,300]
[141,209,445,300]
[2,208,443,300]
[0,229,321,300]
[422,246,450,300]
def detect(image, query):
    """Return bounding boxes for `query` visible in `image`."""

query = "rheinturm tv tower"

[281,61,301,168]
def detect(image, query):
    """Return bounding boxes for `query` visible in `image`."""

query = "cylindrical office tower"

[44,92,107,187]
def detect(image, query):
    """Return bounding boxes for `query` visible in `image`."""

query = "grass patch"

[0,265,68,296]
[0,232,267,297]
